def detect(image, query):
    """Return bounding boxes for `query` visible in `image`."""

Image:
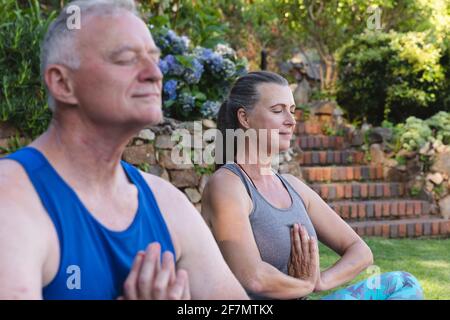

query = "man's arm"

[0,161,49,299]
[142,172,248,299]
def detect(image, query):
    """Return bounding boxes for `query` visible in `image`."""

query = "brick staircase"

[295,120,449,238]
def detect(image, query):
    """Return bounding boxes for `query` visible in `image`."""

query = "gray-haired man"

[0,0,247,300]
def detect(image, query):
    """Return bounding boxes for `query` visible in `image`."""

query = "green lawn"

[309,238,450,300]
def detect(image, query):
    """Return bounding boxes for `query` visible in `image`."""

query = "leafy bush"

[152,27,247,120]
[392,111,450,152]
[337,31,447,125]
[145,1,229,49]
[426,111,450,145]
[396,117,433,151]
[0,0,55,137]
[438,39,450,112]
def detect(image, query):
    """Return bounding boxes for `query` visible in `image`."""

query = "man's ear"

[44,64,78,105]
[237,107,251,129]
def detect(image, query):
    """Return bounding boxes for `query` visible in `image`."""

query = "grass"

[309,237,450,300]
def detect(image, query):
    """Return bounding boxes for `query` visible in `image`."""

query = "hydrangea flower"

[214,43,237,60]
[184,58,204,84]
[200,100,221,119]
[158,59,169,75]
[221,58,236,79]
[163,55,184,76]
[163,80,178,101]
[164,30,189,55]
[153,28,248,120]
[178,92,196,114]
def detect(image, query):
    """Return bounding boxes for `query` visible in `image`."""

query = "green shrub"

[337,31,447,125]
[391,111,450,152]
[437,39,450,114]
[426,111,450,145]
[0,0,55,138]
[396,117,433,151]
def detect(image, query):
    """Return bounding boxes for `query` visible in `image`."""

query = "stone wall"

[123,118,302,213]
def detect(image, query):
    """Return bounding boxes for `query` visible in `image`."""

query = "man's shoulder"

[0,158,49,222]
[137,170,195,219]
[0,158,51,246]
[138,170,185,200]
[0,158,33,198]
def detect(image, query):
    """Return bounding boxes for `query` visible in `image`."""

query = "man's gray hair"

[40,0,140,111]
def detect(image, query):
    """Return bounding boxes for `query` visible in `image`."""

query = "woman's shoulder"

[280,173,313,208]
[205,166,247,196]
[202,167,252,214]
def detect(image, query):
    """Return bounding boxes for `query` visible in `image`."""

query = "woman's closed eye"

[272,108,296,114]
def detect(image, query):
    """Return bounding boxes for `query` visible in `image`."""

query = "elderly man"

[0,0,248,300]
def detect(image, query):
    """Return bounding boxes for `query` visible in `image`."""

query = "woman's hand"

[288,224,320,289]
[313,273,327,292]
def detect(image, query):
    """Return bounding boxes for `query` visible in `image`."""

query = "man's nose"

[138,56,163,82]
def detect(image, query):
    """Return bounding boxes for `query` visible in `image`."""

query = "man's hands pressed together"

[119,243,190,300]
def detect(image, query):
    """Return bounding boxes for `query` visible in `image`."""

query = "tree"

[276,0,434,92]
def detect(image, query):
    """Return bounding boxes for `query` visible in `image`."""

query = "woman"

[201,71,424,300]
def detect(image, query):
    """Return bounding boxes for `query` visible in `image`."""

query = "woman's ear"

[237,107,251,129]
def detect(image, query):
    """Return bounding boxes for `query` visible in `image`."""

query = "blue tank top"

[2,147,175,300]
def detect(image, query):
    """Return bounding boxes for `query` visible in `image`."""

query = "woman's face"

[243,83,296,154]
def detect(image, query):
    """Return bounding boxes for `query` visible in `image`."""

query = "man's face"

[71,12,163,128]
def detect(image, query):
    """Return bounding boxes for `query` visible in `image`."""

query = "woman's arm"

[283,174,374,292]
[201,170,316,299]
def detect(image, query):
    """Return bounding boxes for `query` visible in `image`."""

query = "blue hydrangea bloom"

[178,92,196,114]
[200,100,221,119]
[163,80,178,101]
[221,58,236,79]
[165,30,189,55]
[198,48,215,61]
[158,59,169,75]
[163,55,184,76]
[184,58,204,84]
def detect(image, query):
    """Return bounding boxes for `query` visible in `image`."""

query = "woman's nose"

[285,111,296,126]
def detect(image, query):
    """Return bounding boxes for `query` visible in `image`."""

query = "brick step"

[348,217,450,238]
[301,165,384,182]
[296,135,345,150]
[311,182,405,200]
[329,199,431,221]
[299,150,366,166]
[295,122,323,135]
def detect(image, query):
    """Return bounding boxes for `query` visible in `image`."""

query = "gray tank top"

[221,162,317,299]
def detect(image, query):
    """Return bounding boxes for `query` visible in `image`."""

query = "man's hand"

[119,242,190,300]
[288,224,320,289]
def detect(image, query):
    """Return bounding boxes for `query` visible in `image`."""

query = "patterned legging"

[321,271,424,300]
